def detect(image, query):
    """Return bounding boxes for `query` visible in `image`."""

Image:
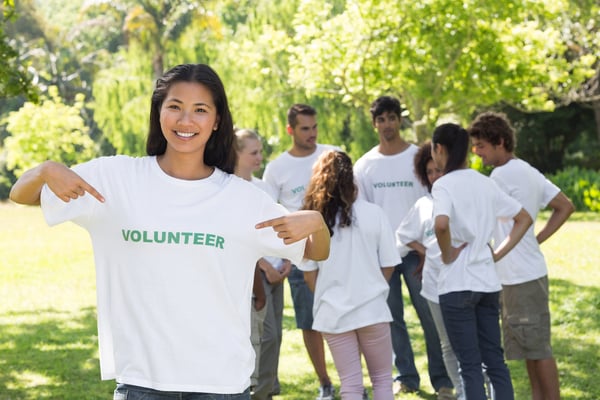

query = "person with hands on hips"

[430,123,532,400]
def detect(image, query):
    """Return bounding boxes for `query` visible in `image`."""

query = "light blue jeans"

[113,384,251,400]
[387,251,451,390]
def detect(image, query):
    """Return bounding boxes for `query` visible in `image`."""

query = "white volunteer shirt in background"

[298,200,401,333]
[263,144,340,212]
[396,194,442,303]
[353,144,427,257]
[491,159,560,285]
[431,169,522,296]
[41,156,306,394]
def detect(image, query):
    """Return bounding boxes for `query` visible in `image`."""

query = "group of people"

[9,63,574,400]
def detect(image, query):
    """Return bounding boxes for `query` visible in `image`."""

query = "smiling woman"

[7,63,331,399]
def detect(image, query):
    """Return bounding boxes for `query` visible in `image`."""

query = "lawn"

[0,203,598,399]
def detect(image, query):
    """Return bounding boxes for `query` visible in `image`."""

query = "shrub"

[547,167,600,212]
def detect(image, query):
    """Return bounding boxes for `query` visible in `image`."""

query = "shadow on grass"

[543,278,600,399]
[508,277,599,399]
[1,277,596,399]
[282,278,599,400]
[0,307,113,400]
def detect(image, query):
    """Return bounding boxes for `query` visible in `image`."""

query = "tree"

[3,86,96,176]
[91,43,153,156]
[557,0,600,141]
[287,0,597,141]
[0,0,38,101]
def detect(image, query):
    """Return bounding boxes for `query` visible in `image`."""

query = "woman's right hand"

[43,161,104,203]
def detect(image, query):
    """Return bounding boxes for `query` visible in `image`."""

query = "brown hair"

[468,111,516,152]
[303,150,356,236]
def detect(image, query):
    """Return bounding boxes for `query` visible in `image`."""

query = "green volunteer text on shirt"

[121,229,225,249]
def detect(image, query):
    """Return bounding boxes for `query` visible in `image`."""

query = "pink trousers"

[323,322,393,400]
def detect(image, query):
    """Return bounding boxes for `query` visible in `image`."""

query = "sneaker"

[316,383,335,400]
[392,379,418,395]
[437,386,456,400]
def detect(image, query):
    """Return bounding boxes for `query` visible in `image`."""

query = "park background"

[0,0,599,398]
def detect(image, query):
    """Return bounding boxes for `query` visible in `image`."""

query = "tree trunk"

[593,100,600,142]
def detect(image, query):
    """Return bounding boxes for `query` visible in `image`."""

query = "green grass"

[1,203,599,399]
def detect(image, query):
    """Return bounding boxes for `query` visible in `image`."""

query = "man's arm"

[536,192,575,245]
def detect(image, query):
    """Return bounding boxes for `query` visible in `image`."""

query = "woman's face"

[236,137,263,173]
[426,159,442,186]
[159,81,219,157]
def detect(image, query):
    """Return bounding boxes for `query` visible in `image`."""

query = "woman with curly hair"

[299,150,401,400]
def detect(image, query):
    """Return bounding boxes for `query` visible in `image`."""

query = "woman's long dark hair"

[432,123,468,174]
[146,63,236,173]
[303,151,357,237]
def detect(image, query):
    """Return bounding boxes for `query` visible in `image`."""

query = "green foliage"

[468,152,493,176]
[3,86,96,176]
[91,45,153,156]
[286,0,597,141]
[547,166,600,212]
[499,102,596,173]
[0,0,39,102]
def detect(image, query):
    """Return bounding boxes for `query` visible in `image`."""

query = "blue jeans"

[387,251,451,390]
[439,291,514,400]
[114,384,250,400]
[288,265,315,330]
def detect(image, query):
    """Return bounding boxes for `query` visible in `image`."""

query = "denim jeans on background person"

[439,291,514,400]
[387,251,452,391]
[287,265,314,329]
[114,384,251,400]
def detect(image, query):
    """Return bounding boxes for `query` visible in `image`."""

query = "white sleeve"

[377,208,403,267]
[432,183,452,219]
[492,180,523,220]
[297,259,319,271]
[396,202,424,248]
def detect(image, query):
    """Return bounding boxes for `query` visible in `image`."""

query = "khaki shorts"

[500,276,553,360]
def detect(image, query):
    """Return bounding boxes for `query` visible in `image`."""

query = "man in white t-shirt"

[354,96,452,397]
[263,104,338,400]
[469,111,574,400]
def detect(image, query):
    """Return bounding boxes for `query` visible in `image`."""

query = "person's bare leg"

[526,358,560,400]
[303,329,331,385]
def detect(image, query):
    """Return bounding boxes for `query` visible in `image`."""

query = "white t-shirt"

[491,159,560,285]
[251,176,276,200]
[263,144,340,212]
[396,194,442,303]
[251,176,283,269]
[40,156,306,393]
[354,144,428,257]
[431,169,522,295]
[298,200,400,333]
